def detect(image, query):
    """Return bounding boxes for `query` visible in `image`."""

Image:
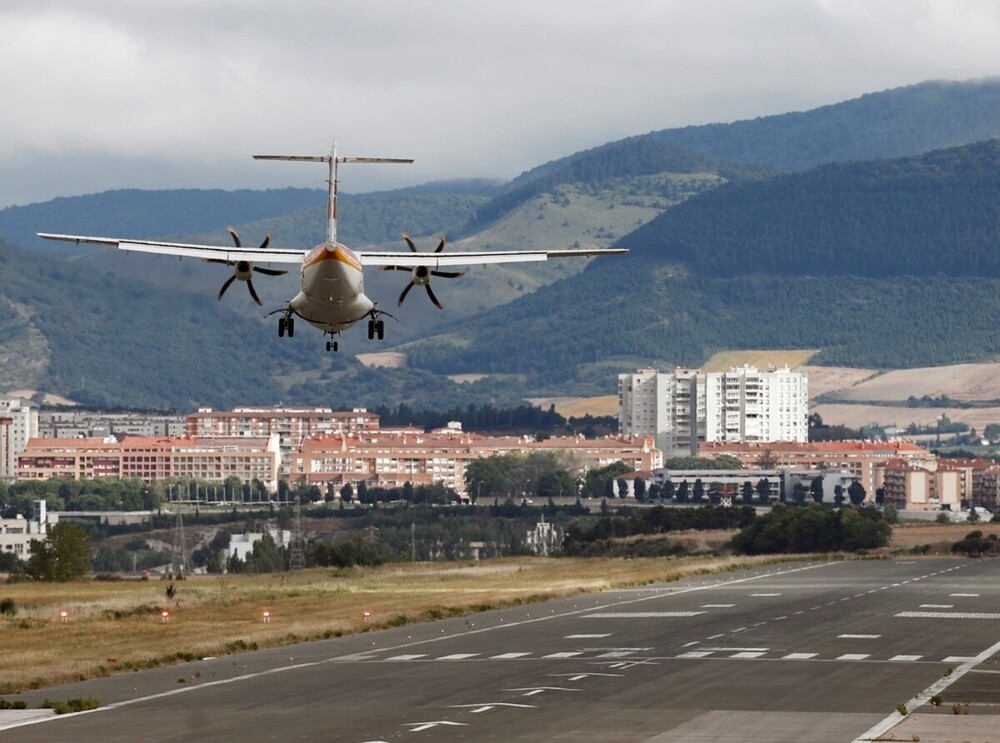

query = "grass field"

[1,554,796,694]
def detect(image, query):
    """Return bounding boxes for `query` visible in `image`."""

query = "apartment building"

[291,430,661,495]
[619,366,807,456]
[186,406,380,475]
[0,398,39,481]
[702,440,933,501]
[38,410,186,439]
[17,435,281,492]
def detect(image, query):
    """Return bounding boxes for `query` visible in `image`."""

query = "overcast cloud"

[2,0,999,207]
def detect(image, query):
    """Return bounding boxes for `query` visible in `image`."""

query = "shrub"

[43,697,100,714]
[0,597,16,617]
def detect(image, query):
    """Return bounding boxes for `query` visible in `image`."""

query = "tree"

[755,478,770,506]
[27,522,92,581]
[693,479,705,503]
[848,480,866,506]
[834,484,846,508]
[340,483,354,503]
[791,482,808,505]
[810,476,824,504]
[742,481,755,505]
[633,478,647,503]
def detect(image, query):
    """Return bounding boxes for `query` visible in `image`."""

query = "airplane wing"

[357,247,628,268]
[36,233,308,264]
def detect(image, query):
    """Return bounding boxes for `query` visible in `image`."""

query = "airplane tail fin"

[253,145,412,245]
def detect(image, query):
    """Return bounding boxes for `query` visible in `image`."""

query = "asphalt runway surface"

[3,557,999,742]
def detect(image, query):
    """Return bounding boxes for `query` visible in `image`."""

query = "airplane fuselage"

[290,241,374,334]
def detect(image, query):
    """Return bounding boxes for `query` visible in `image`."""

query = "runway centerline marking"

[839,634,881,639]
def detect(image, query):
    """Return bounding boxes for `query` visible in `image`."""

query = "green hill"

[402,139,1000,383]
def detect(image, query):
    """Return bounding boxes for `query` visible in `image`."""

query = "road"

[3,557,999,742]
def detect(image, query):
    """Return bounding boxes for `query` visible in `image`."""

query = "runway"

[4,557,999,741]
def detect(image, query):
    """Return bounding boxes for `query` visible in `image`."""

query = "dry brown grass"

[0,555,788,692]
[889,522,1000,551]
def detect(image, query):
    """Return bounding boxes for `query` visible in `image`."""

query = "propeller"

[204,227,288,306]
[380,234,465,309]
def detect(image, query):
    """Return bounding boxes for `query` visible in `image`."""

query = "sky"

[2,0,1000,208]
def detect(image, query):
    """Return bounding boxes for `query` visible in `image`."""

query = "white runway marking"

[751,593,781,597]
[386,654,426,661]
[889,655,922,662]
[836,653,870,661]
[543,651,583,658]
[919,604,953,608]
[702,603,736,608]
[783,652,818,660]
[437,653,479,660]
[490,652,531,659]
[730,651,766,659]
[678,651,714,659]
[896,611,1000,619]
[565,634,610,639]
[584,611,705,618]
[951,593,980,597]
[943,656,977,663]
[838,634,881,639]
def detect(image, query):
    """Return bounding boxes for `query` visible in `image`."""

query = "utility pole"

[172,510,191,577]
[288,494,306,570]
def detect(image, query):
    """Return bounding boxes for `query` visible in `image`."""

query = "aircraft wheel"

[376,321,384,340]
[287,318,295,337]
[367,320,375,340]
[277,318,286,337]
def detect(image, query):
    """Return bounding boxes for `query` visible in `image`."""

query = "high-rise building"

[0,398,39,481]
[619,366,808,455]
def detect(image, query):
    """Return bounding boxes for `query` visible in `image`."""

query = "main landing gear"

[277,315,295,338]
[325,338,339,352]
[367,318,385,340]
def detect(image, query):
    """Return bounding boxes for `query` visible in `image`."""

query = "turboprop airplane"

[39,145,627,351]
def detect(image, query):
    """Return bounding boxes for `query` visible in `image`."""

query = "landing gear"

[325,339,338,352]
[367,318,385,340]
[277,315,295,338]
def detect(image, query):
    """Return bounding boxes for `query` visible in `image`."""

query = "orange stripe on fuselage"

[303,243,362,272]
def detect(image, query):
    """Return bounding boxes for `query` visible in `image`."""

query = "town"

[3,364,998,564]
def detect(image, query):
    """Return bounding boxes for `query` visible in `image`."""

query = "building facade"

[702,440,933,502]
[186,406,380,475]
[17,435,281,492]
[0,500,49,561]
[291,430,661,496]
[619,366,807,456]
[0,398,39,481]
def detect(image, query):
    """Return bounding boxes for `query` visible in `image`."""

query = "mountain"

[401,139,1000,382]
[5,78,1000,410]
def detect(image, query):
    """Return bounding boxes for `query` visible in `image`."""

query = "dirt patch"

[356,352,407,369]
[889,522,1000,550]
[832,363,1000,403]
[801,366,879,398]
[813,403,1000,431]
[703,349,819,372]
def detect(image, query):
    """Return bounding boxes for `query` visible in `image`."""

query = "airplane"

[39,145,628,352]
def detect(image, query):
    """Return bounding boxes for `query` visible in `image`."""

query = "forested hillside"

[626,139,1000,278]
[0,181,496,253]
[403,139,1000,382]
[640,78,1000,171]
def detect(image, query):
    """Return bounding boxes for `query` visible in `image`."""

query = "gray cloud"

[3,0,999,206]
